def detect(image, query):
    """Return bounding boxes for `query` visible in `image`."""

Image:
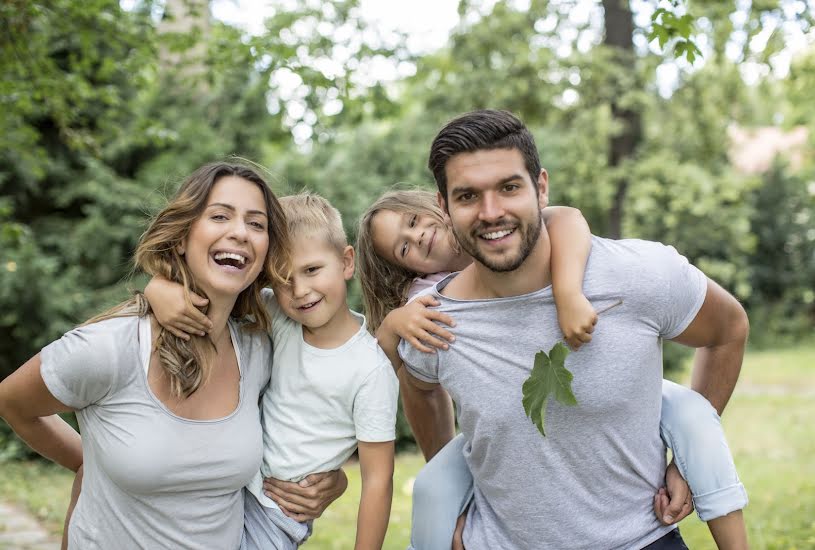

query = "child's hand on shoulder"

[385,295,456,354]
[555,292,597,350]
[144,276,212,340]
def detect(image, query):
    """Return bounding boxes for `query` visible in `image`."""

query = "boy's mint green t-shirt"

[246,289,398,509]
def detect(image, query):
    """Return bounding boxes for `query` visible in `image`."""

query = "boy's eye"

[305,266,321,274]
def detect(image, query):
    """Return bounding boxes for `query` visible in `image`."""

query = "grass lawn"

[2,344,813,548]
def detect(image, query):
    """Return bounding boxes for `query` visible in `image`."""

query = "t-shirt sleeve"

[260,288,288,342]
[638,242,708,339]
[397,336,441,384]
[39,322,121,410]
[353,352,399,442]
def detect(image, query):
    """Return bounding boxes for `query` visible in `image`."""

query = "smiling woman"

[0,163,297,549]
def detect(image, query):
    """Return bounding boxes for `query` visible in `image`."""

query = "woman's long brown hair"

[85,162,291,398]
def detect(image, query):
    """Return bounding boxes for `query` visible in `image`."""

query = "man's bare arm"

[397,367,455,461]
[671,278,749,415]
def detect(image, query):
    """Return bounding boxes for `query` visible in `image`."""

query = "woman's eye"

[211,214,228,221]
[250,221,265,230]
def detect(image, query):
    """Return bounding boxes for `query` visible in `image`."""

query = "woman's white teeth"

[214,252,247,264]
[482,229,514,240]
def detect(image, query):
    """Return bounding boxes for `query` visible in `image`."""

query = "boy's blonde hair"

[357,189,451,333]
[279,192,348,255]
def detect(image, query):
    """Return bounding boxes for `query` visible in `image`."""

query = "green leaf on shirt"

[521,342,578,437]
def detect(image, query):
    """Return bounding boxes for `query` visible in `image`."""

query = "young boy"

[149,192,399,549]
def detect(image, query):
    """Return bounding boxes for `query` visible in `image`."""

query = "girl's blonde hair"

[85,162,291,398]
[357,189,451,332]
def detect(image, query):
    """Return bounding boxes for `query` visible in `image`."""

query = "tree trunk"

[602,0,642,239]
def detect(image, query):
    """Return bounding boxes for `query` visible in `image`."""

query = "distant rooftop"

[728,125,810,175]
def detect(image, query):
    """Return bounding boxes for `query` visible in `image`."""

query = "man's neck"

[445,228,553,300]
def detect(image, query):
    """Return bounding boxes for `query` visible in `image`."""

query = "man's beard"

[452,214,541,273]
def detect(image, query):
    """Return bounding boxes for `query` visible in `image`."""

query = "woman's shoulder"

[229,322,272,387]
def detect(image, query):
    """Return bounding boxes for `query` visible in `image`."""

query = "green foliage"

[522,343,578,436]
[1,0,812,453]
[648,3,702,63]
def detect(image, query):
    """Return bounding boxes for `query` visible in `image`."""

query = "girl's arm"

[144,276,212,339]
[541,206,597,350]
[0,354,82,471]
[355,440,395,550]
[376,295,456,371]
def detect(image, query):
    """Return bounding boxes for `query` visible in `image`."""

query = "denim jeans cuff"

[694,482,749,521]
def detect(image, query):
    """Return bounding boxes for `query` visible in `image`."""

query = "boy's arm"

[144,276,212,339]
[355,440,394,550]
[541,206,597,350]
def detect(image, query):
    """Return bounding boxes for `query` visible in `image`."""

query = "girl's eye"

[409,215,417,228]
[400,242,408,258]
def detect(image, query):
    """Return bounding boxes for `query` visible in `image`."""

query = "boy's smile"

[273,233,358,348]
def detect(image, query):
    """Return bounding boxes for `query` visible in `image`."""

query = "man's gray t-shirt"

[399,237,707,550]
[40,315,271,550]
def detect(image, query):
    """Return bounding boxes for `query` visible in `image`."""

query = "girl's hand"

[263,470,348,522]
[385,295,456,354]
[555,292,597,350]
[144,277,212,340]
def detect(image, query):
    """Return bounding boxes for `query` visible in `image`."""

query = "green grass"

[3,345,813,548]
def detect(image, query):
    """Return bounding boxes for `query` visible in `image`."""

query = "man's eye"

[504,184,519,192]
[460,193,474,202]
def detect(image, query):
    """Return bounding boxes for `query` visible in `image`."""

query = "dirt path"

[0,501,59,550]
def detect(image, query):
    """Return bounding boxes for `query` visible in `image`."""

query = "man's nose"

[478,193,505,222]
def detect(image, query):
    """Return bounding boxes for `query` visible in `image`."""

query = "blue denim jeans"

[408,380,747,550]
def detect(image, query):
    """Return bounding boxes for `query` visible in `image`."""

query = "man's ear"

[537,169,549,210]
[342,245,355,280]
[437,192,451,222]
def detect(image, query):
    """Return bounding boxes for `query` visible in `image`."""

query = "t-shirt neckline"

[138,316,244,424]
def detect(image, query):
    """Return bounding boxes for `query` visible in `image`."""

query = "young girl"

[356,189,749,550]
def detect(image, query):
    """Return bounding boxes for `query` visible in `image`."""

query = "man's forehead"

[445,148,529,186]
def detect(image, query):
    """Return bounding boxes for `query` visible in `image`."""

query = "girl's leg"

[409,434,474,550]
[660,380,748,548]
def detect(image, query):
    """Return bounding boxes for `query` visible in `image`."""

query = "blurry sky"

[208,0,815,93]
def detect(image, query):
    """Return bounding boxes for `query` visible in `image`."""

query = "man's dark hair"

[428,109,542,201]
